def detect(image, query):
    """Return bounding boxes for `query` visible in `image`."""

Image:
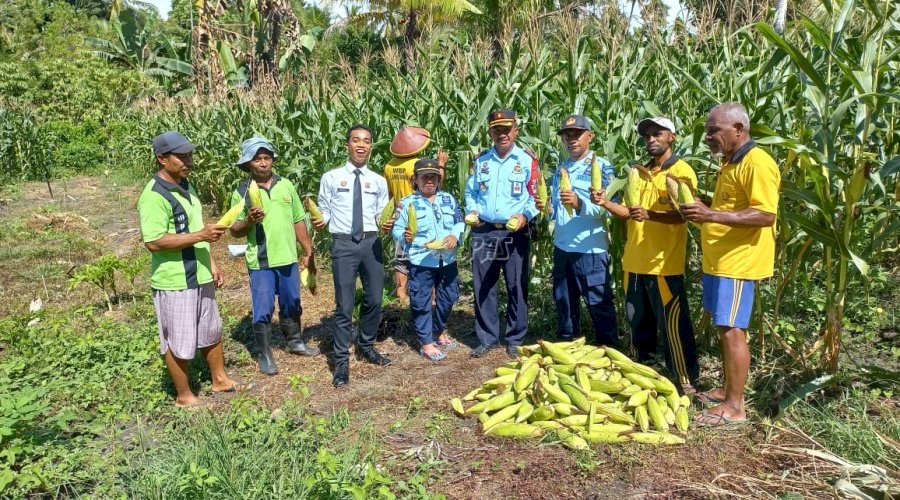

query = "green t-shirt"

[137,175,213,290]
[230,175,308,270]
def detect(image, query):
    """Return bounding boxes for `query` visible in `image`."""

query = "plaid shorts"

[153,283,223,360]
[394,240,410,275]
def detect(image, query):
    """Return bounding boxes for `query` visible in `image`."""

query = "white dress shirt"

[318,162,389,235]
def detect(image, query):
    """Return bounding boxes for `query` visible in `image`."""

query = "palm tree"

[330,0,482,71]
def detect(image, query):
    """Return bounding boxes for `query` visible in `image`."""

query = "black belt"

[480,219,509,229]
[332,232,378,240]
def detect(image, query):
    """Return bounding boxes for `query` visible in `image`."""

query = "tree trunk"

[403,8,419,73]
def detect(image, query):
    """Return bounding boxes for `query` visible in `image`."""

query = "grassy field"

[1,176,897,498]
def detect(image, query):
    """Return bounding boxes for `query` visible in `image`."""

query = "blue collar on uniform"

[728,140,756,164]
[489,145,521,162]
[154,174,191,199]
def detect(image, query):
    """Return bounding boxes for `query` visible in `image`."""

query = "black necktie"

[352,169,363,241]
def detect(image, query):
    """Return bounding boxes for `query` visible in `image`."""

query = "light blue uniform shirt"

[464,145,539,223]
[392,191,465,268]
[317,162,389,235]
[549,151,615,254]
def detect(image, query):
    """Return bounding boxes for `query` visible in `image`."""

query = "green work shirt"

[137,175,213,290]
[230,175,308,270]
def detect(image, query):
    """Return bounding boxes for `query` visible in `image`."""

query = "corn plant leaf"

[755,22,828,92]
[880,156,900,177]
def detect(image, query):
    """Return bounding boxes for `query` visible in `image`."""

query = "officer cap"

[557,114,592,135]
[636,117,676,136]
[488,109,517,128]
[414,158,441,176]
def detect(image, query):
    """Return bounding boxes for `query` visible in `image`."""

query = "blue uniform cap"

[236,137,277,170]
[557,115,592,134]
[152,131,196,155]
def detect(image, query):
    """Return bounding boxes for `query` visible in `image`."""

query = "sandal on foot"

[694,410,748,428]
[435,338,458,350]
[695,391,724,405]
[419,348,447,362]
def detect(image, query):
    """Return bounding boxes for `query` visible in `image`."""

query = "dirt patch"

[2,176,858,498]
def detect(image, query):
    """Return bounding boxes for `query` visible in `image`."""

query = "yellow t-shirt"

[384,156,417,201]
[701,144,780,280]
[622,158,697,276]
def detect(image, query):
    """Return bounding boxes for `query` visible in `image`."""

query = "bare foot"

[694,402,747,427]
[174,395,202,408]
[696,387,726,404]
[211,376,238,393]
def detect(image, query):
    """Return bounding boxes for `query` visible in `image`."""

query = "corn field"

[74,0,899,373]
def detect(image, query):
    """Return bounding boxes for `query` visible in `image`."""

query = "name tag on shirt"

[337,188,350,193]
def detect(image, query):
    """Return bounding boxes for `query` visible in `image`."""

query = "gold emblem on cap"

[566,117,576,125]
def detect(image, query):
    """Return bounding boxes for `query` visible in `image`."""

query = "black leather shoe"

[282,318,321,356]
[470,344,498,358]
[360,348,392,366]
[332,363,349,388]
[506,345,520,358]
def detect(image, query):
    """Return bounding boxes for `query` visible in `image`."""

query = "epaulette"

[474,149,490,160]
[522,147,538,161]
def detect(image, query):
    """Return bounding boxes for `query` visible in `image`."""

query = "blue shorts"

[702,274,755,329]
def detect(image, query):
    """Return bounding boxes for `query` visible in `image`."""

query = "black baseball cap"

[152,131,197,156]
[557,114,592,134]
[414,158,441,176]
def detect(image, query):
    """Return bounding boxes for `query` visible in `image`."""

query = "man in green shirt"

[138,131,241,408]
[227,137,319,376]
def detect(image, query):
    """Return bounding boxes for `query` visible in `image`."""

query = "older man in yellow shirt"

[681,103,780,428]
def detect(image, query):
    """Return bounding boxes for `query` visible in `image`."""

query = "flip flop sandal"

[435,338,458,350]
[694,391,724,405]
[694,411,749,429]
[419,348,448,362]
[175,400,206,411]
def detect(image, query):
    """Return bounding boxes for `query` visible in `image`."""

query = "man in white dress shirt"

[313,124,392,387]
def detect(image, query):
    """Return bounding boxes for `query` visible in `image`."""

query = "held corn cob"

[624,167,641,207]
[537,172,549,212]
[216,199,245,227]
[379,197,396,225]
[407,203,417,234]
[300,268,316,294]
[303,197,322,220]
[559,168,574,216]
[665,175,681,212]
[590,156,602,192]
[248,180,263,209]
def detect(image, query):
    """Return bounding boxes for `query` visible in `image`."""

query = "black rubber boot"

[282,318,320,356]
[254,323,278,375]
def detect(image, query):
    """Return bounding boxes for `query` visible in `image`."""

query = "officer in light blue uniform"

[540,114,619,345]
[464,109,541,358]
[392,159,466,361]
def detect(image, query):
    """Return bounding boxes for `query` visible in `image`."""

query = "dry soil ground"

[0,177,856,498]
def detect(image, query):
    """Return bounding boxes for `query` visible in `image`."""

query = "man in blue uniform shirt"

[536,115,623,345]
[464,109,540,358]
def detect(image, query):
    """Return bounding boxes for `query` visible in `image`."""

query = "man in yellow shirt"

[383,127,446,300]
[600,117,701,394]
[681,103,780,427]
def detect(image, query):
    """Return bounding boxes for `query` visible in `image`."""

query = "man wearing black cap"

[464,109,541,358]
[138,131,243,408]
[536,115,621,346]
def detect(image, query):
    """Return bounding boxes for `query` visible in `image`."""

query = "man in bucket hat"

[226,137,319,376]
